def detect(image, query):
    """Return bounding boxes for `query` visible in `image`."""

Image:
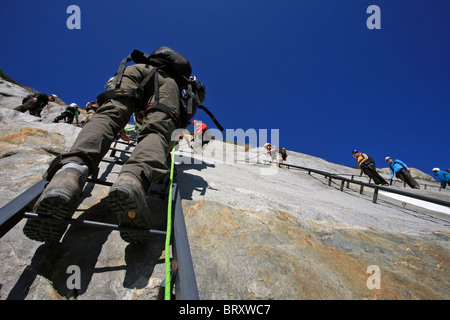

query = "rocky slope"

[0,79,448,300]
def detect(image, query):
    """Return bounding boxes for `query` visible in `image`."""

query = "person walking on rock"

[385,156,420,189]
[352,149,389,185]
[264,143,283,166]
[432,168,450,189]
[279,147,288,162]
[54,103,80,125]
[15,93,57,117]
[23,46,196,244]
[80,101,98,126]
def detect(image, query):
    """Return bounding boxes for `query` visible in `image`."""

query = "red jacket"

[194,123,207,136]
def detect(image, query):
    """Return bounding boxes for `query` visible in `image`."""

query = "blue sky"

[1,1,449,177]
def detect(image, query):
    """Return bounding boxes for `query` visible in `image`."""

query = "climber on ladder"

[23,46,223,244]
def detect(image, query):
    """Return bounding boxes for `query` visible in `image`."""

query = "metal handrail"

[172,181,199,300]
[336,173,444,191]
[278,162,450,207]
[0,179,47,238]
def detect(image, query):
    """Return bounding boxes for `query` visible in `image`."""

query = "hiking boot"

[23,165,88,243]
[107,172,152,243]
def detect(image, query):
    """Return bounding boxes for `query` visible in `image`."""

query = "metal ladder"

[0,138,199,300]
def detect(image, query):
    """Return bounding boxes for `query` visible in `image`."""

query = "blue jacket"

[389,159,408,179]
[435,170,450,188]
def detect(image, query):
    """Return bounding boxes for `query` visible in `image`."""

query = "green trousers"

[46,64,180,192]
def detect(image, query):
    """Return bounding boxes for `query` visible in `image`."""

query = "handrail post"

[347,175,354,188]
[373,188,379,203]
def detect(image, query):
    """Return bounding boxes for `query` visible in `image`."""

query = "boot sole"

[107,189,152,244]
[34,193,76,220]
[23,218,67,243]
[23,194,76,243]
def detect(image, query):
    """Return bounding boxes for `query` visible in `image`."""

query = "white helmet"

[385,156,391,161]
[432,168,440,172]
[69,103,78,108]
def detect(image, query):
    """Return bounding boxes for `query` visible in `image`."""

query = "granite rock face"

[0,79,449,300]
[182,200,448,299]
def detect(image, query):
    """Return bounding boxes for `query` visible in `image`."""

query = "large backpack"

[97,47,223,131]
[22,93,37,104]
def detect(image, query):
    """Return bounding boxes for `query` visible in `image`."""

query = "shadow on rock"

[7,195,165,299]
[175,162,217,200]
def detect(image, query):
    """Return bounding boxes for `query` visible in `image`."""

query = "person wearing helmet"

[15,92,57,117]
[80,101,98,127]
[53,103,80,126]
[352,150,389,185]
[385,156,420,189]
[432,168,450,189]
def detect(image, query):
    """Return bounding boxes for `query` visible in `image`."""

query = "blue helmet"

[352,149,359,154]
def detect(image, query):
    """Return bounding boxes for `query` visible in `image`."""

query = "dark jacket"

[29,93,49,117]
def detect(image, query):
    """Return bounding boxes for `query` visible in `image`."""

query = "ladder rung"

[109,147,133,154]
[23,212,166,236]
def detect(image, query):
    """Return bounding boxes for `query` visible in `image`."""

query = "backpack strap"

[143,67,182,127]
[198,105,224,132]
[97,67,182,127]
[97,67,158,109]
[186,83,194,115]
[113,54,133,89]
[145,103,181,127]
[96,88,139,107]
